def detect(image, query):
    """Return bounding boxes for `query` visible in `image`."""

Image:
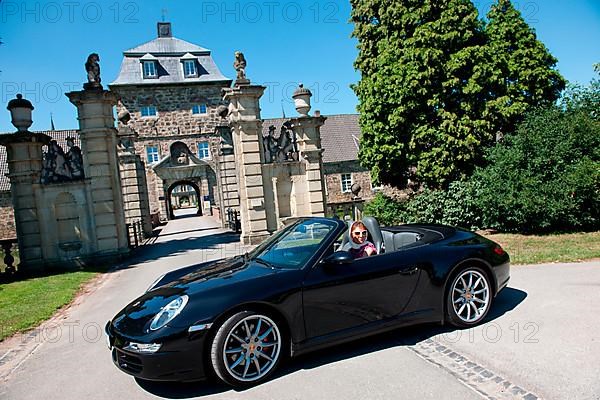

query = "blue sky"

[0,0,598,132]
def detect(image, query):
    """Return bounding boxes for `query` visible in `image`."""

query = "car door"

[302,250,421,339]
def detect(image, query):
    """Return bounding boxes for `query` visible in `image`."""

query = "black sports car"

[106,216,510,387]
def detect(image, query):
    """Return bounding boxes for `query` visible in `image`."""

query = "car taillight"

[493,245,506,256]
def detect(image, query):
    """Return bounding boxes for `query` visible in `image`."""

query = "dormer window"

[181,53,199,78]
[140,53,159,79]
[143,61,157,79]
[183,60,197,77]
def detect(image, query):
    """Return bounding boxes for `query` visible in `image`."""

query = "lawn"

[481,231,600,265]
[0,271,99,341]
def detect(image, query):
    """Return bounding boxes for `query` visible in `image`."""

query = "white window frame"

[146,146,160,164]
[183,60,197,77]
[141,106,157,117]
[197,142,210,160]
[341,173,353,193]
[142,61,157,79]
[192,103,207,115]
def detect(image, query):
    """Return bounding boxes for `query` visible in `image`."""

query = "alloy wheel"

[450,269,490,324]
[221,314,281,382]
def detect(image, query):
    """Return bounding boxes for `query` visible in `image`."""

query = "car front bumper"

[106,321,211,382]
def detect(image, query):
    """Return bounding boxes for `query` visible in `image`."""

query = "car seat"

[362,216,384,254]
[340,220,353,251]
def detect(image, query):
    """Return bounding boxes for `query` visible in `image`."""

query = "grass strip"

[481,231,600,265]
[0,271,98,341]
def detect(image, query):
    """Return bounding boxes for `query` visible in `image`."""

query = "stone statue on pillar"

[84,53,102,90]
[233,51,250,85]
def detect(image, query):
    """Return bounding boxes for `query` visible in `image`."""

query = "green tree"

[351,0,497,188]
[485,0,566,135]
[560,63,600,119]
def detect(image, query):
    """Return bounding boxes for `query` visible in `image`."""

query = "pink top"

[348,242,377,259]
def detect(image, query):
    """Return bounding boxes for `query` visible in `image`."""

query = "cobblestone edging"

[409,339,542,400]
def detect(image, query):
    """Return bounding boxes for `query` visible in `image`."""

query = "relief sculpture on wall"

[262,122,299,163]
[41,138,85,184]
[170,141,191,166]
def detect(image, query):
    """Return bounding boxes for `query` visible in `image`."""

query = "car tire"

[446,266,493,328]
[210,311,285,388]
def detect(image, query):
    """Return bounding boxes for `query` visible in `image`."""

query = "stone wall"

[112,83,229,218]
[114,83,228,137]
[119,150,153,235]
[324,160,375,205]
[0,191,16,239]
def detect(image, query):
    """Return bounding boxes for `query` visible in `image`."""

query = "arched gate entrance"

[153,142,218,221]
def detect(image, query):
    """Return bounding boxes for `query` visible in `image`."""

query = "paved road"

[0,215,598,399]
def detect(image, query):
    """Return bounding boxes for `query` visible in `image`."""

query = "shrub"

[473,105,600,233]
[397,181,483,230]
[363,181,483,230]
[362,193,406,226]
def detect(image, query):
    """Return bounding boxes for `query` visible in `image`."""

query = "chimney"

[157,22,172,38]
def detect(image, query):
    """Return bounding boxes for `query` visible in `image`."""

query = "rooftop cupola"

[157,22,172,38]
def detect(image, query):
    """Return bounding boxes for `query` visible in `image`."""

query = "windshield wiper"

[253,257,278,269]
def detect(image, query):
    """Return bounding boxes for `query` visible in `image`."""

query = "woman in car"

[346,221,377,259]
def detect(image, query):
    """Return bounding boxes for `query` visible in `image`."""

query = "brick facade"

[116,84,227,137]
[324,160,375,205]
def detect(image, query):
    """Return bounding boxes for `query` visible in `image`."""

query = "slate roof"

[124,37,210,55]
[262,114,361,164]
[111,37,230,86]
[0,130,80,191]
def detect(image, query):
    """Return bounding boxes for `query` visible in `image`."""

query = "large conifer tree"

[351,0,496,188]
[484,0,565,135]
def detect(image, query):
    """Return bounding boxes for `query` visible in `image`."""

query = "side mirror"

[321,251,353,265]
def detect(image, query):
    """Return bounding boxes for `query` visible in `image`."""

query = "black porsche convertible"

[106,216,510,387]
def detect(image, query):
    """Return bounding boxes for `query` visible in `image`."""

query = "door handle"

[399,266,418,275]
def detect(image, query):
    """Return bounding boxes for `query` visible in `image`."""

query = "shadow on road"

[134,287,527,398]
[135,378,230,398]
[118,232,243,270]
[153,227,223,240]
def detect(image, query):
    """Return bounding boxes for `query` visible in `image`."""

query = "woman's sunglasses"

[352,230,368,237]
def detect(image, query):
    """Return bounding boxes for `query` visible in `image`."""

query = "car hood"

[111,256,286,338]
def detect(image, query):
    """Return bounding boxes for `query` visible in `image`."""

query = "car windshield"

[252,219,339,269]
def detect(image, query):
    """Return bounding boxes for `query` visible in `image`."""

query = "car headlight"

[149,295,188,331]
